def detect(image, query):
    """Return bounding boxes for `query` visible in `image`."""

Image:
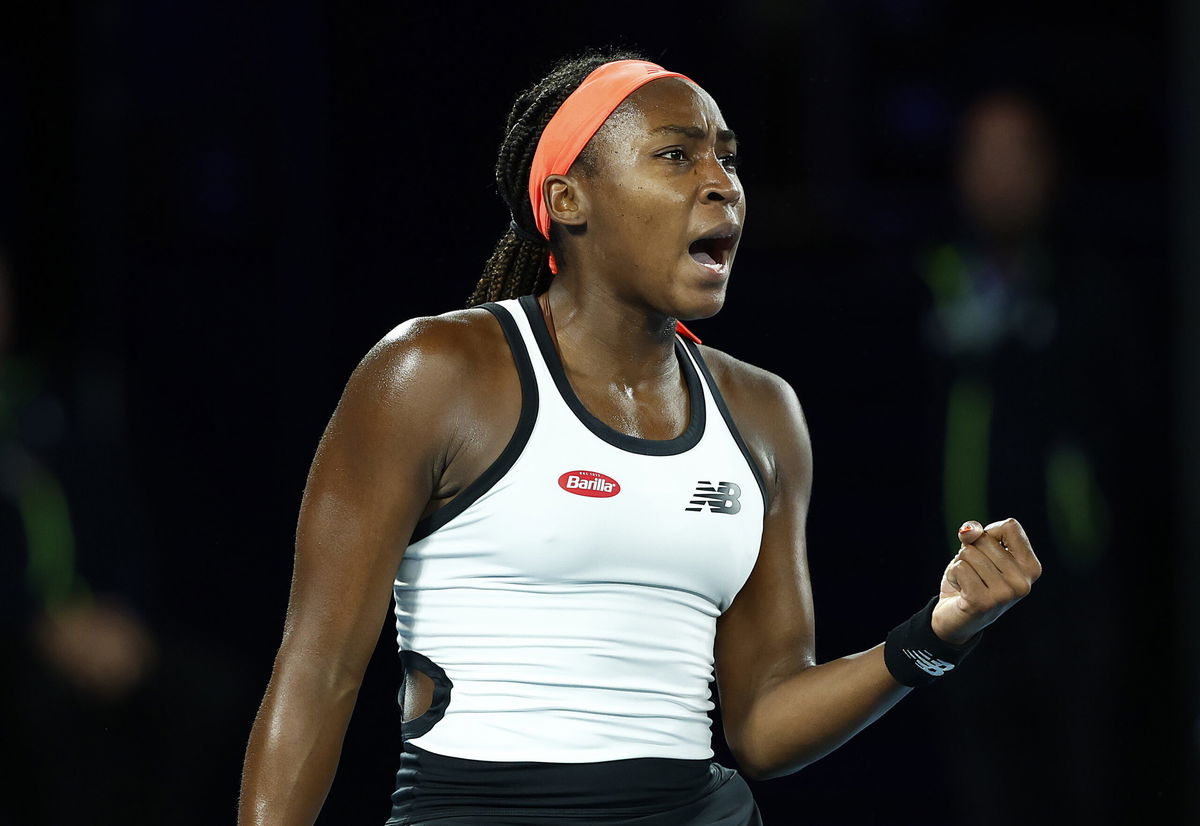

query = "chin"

[672,282,729,322]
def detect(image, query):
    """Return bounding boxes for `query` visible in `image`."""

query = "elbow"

[727,735,783,782]
[272,646,365,708]
[732,750,809,783]
[734,754,770,783]
[729,753,806,782]
[727,727,816,782]
[722,662,822,781]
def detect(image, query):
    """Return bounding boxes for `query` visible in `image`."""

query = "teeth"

[688,230,735,273]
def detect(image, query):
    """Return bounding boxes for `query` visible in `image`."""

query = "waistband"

[389,742,731,823]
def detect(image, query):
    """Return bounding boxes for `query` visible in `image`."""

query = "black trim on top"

[518,294,705,457]
[407,302,538,545]
[398,649,453,740]
[682,338,769,509]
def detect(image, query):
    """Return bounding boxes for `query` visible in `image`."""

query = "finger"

[940,557,962,593]
[960,543,1029,600]
[957,520,984,545]
[947,556,988,604]
[957,544,1003,589]
[944,557,961,591]
[982,517,1043,581]
[970,531,1029,590]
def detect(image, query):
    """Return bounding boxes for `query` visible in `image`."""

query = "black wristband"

[884,597,982,687]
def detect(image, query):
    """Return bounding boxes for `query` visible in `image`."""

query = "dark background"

[1,1,1195,824]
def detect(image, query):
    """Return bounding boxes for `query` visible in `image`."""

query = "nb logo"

[685,481,742,514]
[902,648,956,677]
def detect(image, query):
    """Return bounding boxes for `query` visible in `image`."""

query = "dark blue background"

[0,1,1187,823]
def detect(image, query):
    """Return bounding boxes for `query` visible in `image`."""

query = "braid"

[467,47,647,307]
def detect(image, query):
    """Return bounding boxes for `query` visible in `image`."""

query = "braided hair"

[466,48,648,307]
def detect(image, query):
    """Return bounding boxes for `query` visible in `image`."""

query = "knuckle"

[988,517,1020,535]
[961,547,985,567]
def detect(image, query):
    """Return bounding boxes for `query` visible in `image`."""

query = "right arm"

[238,317,473,825]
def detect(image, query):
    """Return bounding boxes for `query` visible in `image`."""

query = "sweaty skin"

[238,77,1041,824]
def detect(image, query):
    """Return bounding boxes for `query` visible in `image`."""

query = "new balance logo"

[685,481,741,514]
[902,648,956,677]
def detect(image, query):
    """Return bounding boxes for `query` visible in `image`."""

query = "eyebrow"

[651,124,738,143]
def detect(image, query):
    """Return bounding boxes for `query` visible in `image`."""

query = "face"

[549,77,745,321]
[957,96,1054,242]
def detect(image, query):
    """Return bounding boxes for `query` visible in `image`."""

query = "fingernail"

[959,522,973,533]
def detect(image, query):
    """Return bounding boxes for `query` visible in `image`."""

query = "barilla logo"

[558,470,621,498]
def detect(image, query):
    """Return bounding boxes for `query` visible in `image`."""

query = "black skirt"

[385,743,763,826]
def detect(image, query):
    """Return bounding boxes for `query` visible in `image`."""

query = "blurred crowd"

[0,252,247,824]
[914,91,1134,826]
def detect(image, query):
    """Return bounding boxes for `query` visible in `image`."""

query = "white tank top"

[392,295,766,762]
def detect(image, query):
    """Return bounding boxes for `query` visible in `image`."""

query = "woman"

[238,50,1042,825]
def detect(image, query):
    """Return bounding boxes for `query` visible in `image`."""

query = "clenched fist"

[931,518,1043,645]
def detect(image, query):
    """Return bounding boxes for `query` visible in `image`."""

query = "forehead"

[607,77,730,137]
[962,99,1045,150]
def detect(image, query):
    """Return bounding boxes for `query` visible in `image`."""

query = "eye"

[658,148,687,162]
[720,153,741,171]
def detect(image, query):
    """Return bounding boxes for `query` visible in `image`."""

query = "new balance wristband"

[884,597,983,687]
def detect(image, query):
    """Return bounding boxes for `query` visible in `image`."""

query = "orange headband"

[525,59,703,344]
[528,59,693,274]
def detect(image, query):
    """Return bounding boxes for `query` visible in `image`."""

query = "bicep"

[714,377,815,737]
[278,335,449,689]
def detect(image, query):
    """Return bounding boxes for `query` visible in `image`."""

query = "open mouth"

[687,229,739,271]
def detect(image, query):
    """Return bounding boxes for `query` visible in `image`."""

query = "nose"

[698,156,742,206]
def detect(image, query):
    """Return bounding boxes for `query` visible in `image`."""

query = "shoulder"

[694,344,811,503]
[331,306,514,442]
[349,306,510,395]
[361,306,508,373]
[696,344,800,412]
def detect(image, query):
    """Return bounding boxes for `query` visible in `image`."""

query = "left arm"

[710,359,1041,781]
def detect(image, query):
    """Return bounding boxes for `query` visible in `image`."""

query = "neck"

[543,276,679,387]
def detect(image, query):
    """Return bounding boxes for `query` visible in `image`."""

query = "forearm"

[732,643,909,780]
[238,658,361,825]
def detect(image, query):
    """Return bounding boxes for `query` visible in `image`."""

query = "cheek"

[600,200,676,252]
[616,185,689,239]
[588,173,692,264]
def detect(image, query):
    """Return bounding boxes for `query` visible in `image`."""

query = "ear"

[543,174,589,228]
